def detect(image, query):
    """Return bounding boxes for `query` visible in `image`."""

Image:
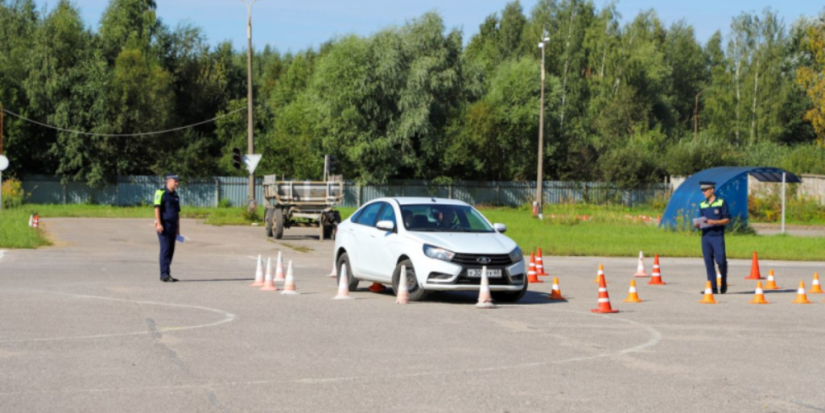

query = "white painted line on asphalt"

[0,289,236,344]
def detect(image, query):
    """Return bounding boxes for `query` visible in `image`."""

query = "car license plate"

[467,268,502,278]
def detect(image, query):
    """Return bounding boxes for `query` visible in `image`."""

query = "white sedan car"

[333,197,527,302]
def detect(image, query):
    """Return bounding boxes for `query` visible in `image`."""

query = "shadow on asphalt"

[178,278,255,283]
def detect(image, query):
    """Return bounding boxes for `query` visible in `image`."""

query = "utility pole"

[536,32,550,219]
[241,0,261,212]
[693,88,706,143]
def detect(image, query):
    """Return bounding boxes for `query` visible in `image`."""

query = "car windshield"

[399,204,494,233]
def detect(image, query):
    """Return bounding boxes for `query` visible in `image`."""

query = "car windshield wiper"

[412,228,439,232]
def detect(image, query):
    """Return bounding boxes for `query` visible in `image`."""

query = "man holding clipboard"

[694,181,731,294]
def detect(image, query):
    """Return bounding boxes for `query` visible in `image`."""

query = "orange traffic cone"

[527,254,542,283]
[369,282,387,293]
[764,270,780,290]
[810,273,823,294]
[250,254,265,287]
[699,281,717,304]
[476,266,496,309]
[634,251,649,277]
[32,214,40,229]
[536,248,548,276]
[396,265,410,304]
[333,264,353,300]
[623,279,642,303]
[716,270,723,291]
[648,255,665,285]
[594,264,604,283]
[547,277,565,300]
[274,252,285,283]
[281,261,300,295]
[749,281,769,304]
[792,281,812,304]
[745,251,763,280]
[259,257,278,291]
[591,271,618,313]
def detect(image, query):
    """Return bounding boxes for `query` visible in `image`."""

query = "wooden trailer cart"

[262,176,344,240]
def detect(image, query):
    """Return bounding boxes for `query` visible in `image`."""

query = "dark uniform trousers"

[702,234,726,290]
[158,221,177,279]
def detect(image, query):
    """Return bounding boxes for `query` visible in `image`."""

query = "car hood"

[407,231,517,254]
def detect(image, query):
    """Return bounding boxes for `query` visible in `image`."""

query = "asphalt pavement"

[0,218,823,413]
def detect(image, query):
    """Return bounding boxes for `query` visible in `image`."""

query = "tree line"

[1,0,824,188]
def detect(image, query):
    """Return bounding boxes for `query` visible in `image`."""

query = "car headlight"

[509,246,523,263]
[423,244,455,262]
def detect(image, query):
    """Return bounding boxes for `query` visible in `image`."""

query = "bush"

[218,198,233,208]
[1,178,25,208]
[748,185,825,223]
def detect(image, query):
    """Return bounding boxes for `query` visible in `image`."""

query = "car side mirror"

[493,223,507,233]
[376,220,395,231]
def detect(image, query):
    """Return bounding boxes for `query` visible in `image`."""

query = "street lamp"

[536,32,550,219]
[240,0,261,211]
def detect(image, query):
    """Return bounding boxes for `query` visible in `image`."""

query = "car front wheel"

[392,259,428,302]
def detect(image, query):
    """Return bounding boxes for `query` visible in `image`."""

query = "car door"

[360,202,399,280]
[347,202,383,276]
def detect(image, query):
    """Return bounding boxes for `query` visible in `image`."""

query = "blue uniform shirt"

[699,197,729,237]
[154,188,181,223]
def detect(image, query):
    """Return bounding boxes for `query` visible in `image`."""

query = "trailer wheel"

[274,208,285,239]
[265,207,274,238]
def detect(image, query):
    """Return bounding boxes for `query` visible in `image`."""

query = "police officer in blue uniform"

[154,173,181,282]
[695,181,730,294]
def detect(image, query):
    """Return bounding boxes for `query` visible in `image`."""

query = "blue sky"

[47,1,820,52]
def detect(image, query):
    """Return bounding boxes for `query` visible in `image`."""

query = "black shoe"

[161,276,170,282]
[700,289,719,295]
[168,277,179,282]
[721,285,728,294]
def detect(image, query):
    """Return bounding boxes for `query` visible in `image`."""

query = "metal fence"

[21,175,668,208]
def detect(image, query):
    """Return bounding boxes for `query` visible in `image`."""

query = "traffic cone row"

[250,253,300,294]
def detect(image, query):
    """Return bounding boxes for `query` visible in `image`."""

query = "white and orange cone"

[259,257,278,291]
[591,271,618,313]
[281,261,300,295]
[32,214,39,229]
[527,253,542,283]
[536,248,548,276]
[547,277,565,300]
[333,264,353,300]
[792,281,812,304]
[623,279,642,303]
[250,254,264,287]
[648,255,665,285]
[476,266,496,309]
[594,264,605,283]
[810,273,823,294]
[274,252,285,283]
[764,269,780,290]
[396,265,410,304]
[699,281,717,304]
[749,281,769,304]
[634,251,649,277]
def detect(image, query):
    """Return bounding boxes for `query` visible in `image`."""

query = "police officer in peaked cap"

[694,181,730,294]
[154,173,181,282]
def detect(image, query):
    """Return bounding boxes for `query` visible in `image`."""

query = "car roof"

[366,197,470,207]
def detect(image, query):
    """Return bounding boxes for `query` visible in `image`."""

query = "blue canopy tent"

[660,167,802,228]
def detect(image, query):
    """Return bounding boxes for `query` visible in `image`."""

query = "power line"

[0,107,245,138]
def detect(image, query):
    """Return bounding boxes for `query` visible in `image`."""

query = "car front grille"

[451,253,512,266]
